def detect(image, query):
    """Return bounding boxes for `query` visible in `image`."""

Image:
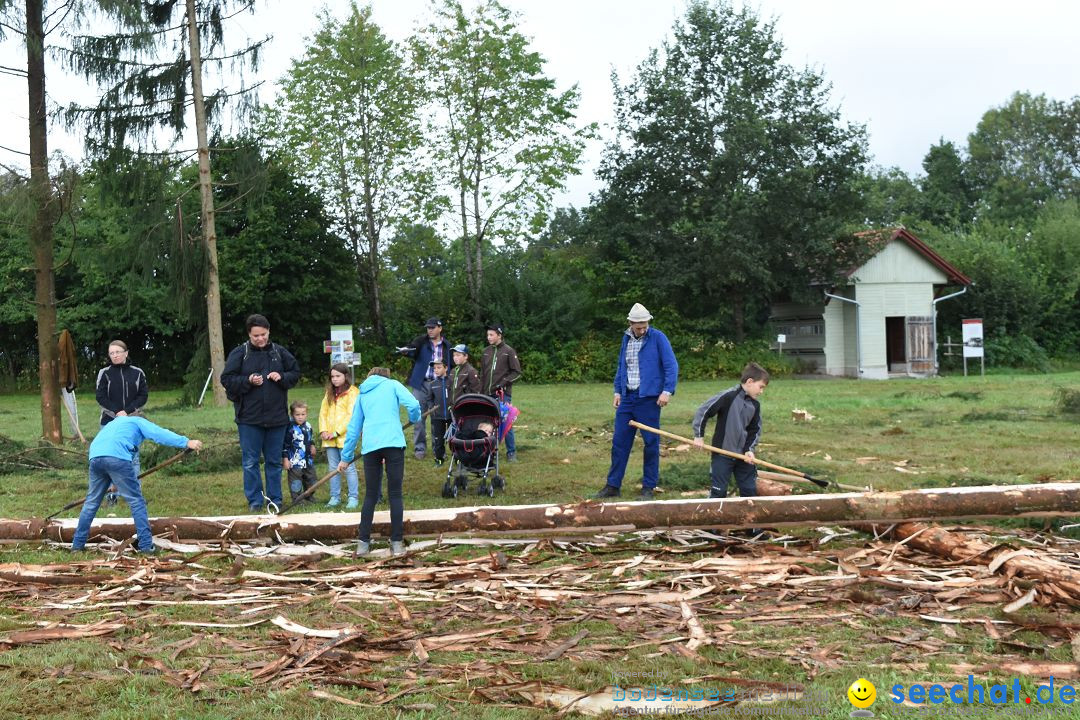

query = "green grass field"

[1,372,1079,718]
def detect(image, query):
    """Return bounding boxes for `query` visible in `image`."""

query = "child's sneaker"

[356,540,370,556]
[345,497,359,510]
[433,458,444,467]
[326,496,340,508]
[390,540,406,556]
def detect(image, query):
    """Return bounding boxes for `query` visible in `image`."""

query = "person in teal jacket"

[72,416,203,554]
[338,367,421,556]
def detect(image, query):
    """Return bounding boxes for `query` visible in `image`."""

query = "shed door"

[906,316,935,374]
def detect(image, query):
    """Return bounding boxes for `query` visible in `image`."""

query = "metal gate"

[906,316,935,374]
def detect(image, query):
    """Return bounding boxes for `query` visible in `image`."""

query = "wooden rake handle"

[628,420,830,488]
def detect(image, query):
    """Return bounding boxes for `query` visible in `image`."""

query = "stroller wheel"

[441,481,454,499]
[492,474,505,490]
[478,482,494,498]
[455,473,468,490]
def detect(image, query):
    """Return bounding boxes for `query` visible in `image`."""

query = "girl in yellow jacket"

[320,363,361,508]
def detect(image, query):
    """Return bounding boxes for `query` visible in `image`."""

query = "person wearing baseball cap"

[481,323,522,461]
[450,343,481,405]
[395,317,451,459]
[594,303,678,501]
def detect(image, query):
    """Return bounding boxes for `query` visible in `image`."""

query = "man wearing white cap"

[595,303,678,500]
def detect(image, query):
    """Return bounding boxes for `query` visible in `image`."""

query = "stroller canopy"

[452,393,502,422]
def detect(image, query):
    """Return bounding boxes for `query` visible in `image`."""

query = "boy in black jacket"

[425,359,452,466]
[691,362,769,498]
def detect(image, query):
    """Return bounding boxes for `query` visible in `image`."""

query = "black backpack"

[225,342,282,402]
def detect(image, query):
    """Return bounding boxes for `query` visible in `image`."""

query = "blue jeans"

[237,423,286,507]
[605,390,662,490]
[324,446,359,500]
[72,456,155,552]
[359,447,405,542]
[710,455,758,498]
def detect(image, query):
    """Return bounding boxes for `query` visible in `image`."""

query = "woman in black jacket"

[95,340,149,504]
[95,340,149,427]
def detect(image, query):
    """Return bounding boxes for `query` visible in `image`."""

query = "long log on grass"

[3,482,1080,544]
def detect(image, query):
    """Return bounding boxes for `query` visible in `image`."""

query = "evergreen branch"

[0,21,26,38]
[43,0,77,36]
[0,161,28,179]
[0,142,30,157]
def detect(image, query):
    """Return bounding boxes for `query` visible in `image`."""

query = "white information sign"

[962,319,984,359]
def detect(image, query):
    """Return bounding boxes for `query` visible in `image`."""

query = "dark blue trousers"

[710,455,758,498]
[605,390,662,490]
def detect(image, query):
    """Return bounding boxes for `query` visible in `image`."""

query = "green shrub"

[1057,387,1080,416]
[984,333,1050,371]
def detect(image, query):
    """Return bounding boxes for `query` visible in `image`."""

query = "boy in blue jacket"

[72,416,203,554]
[594,303,679,501]
[425,359,452,467]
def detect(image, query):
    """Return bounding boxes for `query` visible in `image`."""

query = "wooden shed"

[770,228,971,379]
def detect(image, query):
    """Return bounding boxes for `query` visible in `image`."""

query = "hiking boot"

[390,541,406,556]
[638,487,655,501]
[135,546,158,556]
[593,485,620,499]
[326,496,340,508]
[414,450,426,460]
[248,503,263,513]
[506,453,517,463]
[345,497,359,510]
[433,458,444,467]
[356,540,370,556]
[105,492,119,507]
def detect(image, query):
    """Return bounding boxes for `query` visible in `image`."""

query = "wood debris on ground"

[1,525,1080,714]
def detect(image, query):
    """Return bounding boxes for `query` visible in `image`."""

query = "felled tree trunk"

[7,483,1080,544]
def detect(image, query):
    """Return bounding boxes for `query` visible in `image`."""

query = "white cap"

[627,303,653,322]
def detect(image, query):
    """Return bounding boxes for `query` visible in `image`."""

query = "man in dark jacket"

[221,314,301,512]
[480,324,522,461]
[594,303,678,501]
[396,317,451,459]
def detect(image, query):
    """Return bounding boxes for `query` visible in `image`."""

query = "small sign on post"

[326,325,361,384]
[961,319,985,377]
[776,334,786,356]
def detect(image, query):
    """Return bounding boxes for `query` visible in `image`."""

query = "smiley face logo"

[847,678,876,710]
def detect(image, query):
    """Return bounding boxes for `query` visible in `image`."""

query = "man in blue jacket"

[595,303,678,500]
[71,416,203,554]
[220,314,301,512]
[396,317,451,460]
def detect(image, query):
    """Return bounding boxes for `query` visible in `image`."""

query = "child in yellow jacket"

[320,363,361,508]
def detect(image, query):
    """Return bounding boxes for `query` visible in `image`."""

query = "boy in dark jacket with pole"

[692,362,769,498]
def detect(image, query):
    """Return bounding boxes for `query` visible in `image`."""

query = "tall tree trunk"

[186,0,227,406]
[732,292,745,342]
[360,179,385,343]
[26,0,62,443]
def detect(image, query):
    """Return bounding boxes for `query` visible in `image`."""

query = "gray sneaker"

[356,540,371,556]
[390,540,406,556]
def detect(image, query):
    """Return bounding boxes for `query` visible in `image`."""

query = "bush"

[1057,387,1080,416]
[984,333,1050,372]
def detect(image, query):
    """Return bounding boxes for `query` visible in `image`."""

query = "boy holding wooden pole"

[692,362,769,498]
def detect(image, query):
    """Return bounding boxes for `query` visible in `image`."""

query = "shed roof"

[849,227,971,286]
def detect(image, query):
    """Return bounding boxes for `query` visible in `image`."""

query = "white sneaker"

[356,540,370,556]
[390,540,406,556]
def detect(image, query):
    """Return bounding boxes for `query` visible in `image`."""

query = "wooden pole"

[16,482,1080,544]
[629,421,833,489]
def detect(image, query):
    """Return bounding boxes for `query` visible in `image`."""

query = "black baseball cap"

[424,317,442,328]
[486,323,504,335]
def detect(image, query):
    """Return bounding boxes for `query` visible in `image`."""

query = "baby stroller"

[442,393,506,498]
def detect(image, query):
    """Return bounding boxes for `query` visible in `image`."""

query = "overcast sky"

[3,0,1080,208]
